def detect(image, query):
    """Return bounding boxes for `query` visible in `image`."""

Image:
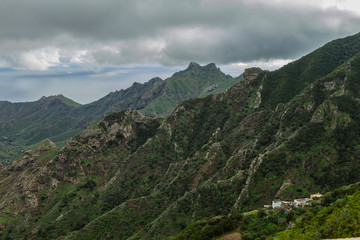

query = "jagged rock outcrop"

[242,67,263,84]
[8,139,56,172]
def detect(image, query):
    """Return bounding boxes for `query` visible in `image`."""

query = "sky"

[1,0,360,104]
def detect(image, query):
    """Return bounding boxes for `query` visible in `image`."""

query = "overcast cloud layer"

[1,0,360,103]
[0,0,359,70]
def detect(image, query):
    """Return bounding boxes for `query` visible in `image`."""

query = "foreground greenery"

[269,183,360,240]
[169,213,244,240]
[170,209,291,240]
[171,182,360,240]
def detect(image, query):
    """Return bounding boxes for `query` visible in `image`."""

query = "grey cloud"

[0,0,359,68]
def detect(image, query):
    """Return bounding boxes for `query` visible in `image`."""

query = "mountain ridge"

[261,32,360,108]
[0,62,239,165]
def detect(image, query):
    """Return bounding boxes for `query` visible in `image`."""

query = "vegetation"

[269,184,360,240]
[1,33,360,239]
[172,182,360,240]
[261,32,360,108]
[169,213,243,240]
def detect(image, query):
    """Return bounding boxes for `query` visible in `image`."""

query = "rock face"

[1,33,360,239]
[0,139,58,230]
[242,67,263,83]
[8,139,56,172]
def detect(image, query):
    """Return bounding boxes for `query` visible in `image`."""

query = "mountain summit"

[187,61,201,69]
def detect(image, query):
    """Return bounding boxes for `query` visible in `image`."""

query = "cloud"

[219,59,294,76]
[20,48,61,71]
[0,0,359,69]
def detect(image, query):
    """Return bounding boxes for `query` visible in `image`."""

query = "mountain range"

[1,32,360,239]
[0,62,239,165]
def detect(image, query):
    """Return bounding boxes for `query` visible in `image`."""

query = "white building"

[294,198,310,207]
[272,200,282,209]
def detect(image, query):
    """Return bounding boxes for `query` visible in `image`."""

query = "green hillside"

[0,33,360,239]
[270,182,360,239]
[261,32,360,107]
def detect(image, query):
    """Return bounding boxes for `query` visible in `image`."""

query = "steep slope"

[71,50,360,239]
[0,110,160,239]
[0,63,238,165]
[1,33,360,239]
[244,51,360,209]
[261,32,360,107]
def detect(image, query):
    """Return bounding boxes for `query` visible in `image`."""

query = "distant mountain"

[0,62,240,164]
[78,61,237,118]
[0,95,84,164]
[139,62,237,116]
[1,33,360,239]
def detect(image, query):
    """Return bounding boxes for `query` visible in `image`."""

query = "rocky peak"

[186,62,220,72]
[38,94,81,108]
[39,94,63,102]
[205,62,217,69]
[8,139,57,172]
[33,138,57,152]
[187,61,201,69]
[126,78,164,93]
[66,109,160,155]
[148,77,163,84]
[243,67,263,83]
